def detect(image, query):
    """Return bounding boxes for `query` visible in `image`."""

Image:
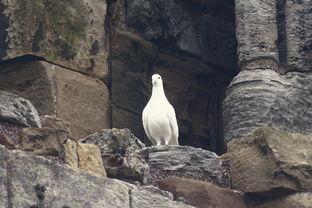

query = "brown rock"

[77,142,107,177]
[0,133,15,149]
[20,127,68,156]
[0,61,110,140]
[40,115,71,131]
[55,66,110,139]
[64,139,79,168]
[158,178,247,208]
[252,193,312,208]
[40,115,72,138]
[227,127,312,196]
[64,139,107,177]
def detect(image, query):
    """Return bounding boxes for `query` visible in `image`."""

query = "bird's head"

[152,74,163,87]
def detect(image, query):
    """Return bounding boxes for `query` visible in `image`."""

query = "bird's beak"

[152,78,157,85]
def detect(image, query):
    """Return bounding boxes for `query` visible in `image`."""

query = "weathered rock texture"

[158,178,247,208]
[64,139,107,177]
[251,193,312,208]
[81,128,149,183]
[109,0,237,152]
[227,127,312,196]
[285,0,312,72]
[145,145,223,185]
[125,0,237,68]
[235,0,312,73]
[0,0,108,78]
[19,127,68,156]
[0,61,110,139]
[0,133,15,149]
[40,115,71,137]
[223,69,312,143]
[55,63,110,139]
[0,91,41,127]
[235,0,278,70]
[0,121,21,147]
[0,145,194,208]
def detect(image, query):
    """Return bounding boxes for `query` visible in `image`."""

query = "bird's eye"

[158,77,160,79]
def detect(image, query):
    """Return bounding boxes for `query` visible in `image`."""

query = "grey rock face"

[126,0,200,56]
[144,145,222,185]
[0,91,41,127]
[285,0,312,72]
[80,128,149,183]
[0,145,194,208]
[126,0,237,70]
[223,69,312,143]
[235,0,278,69]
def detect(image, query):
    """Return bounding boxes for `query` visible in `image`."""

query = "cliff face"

[223,0,312,143]
[1,0,312,207]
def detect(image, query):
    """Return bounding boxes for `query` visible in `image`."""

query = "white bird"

[142,74,179,145]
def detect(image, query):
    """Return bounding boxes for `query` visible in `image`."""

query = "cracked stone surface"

[0,144,194,208]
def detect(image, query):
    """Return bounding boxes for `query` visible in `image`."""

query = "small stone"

[0,133,15,149]
[0,91,41,128]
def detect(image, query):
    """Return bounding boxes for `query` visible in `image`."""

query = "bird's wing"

[167,104,179,145]
[142,107,154,144]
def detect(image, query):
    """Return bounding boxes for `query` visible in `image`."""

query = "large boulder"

[227,127,312,196]
[144,145,223,186]
[0,91,41,127]
[0,145,194,208]
[158,178,247,208]
[251,193,312,208]
[80,128,149,183]
[223,69,312,143]
[0,61,110,140]
[0,0,108,79]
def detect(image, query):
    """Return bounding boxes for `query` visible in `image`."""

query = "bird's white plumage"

[142,74,179,145]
